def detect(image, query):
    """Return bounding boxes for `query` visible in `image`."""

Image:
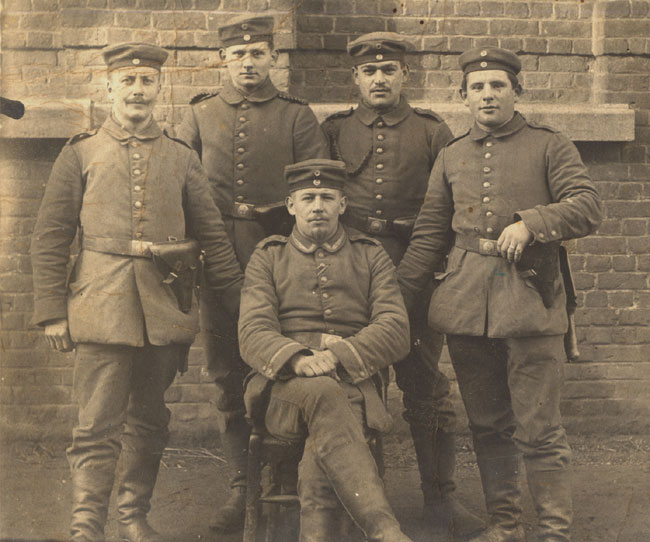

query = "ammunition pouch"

[150,238,203,313]
[515,242,561,309]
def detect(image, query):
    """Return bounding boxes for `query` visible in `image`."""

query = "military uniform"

[398,47,602,542]
[30,44,243,542]
[174,16,328,522]
[239,159,411,542]
[322,32,484,538]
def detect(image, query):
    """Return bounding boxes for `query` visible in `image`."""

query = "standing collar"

[219,77,279,105]
[101,114,162,142]
[469,111,527,141]
[290,224,347,254]
[355,95,412,127]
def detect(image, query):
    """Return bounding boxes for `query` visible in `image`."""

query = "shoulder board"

[66,129,98,146]
[347,229,382,246]
[190,91,218,105]
[277,92,308,105]
[163,129,192,150]
[444,129,470,147]
[527,119,559,133]
[413,107,444,123]
[323,107,355,123]
[256,235,289,249]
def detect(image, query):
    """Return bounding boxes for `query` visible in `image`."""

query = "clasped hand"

[290,350,339,378]
[496,221,534,263]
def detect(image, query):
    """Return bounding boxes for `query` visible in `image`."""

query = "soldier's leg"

[200,297,250,532]
[447,335,525,542]
[67,343,135,542]
[116,343,183,542]
[506,335,572,542]
[265,377,411,542]
[394,299,484,538]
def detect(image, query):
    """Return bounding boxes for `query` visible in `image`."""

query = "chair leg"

[244,432,263,542]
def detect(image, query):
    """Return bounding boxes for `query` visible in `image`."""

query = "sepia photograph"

[0,1,648,541]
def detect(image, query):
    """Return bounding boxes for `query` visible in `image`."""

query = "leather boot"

[411,425,485,539]
[470,454,525,542]
[116,445,164,542]
[300,506,350,542]
[321,441,412,542]
[70,467,115,542]
[209,414,250,532]
[526,468,572,542]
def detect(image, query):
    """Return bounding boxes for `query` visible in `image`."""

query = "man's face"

[353,60,407,110]
[107,67,160,125]
[221,42,277,92]
[287,188,347,243]
[461,69,519,132]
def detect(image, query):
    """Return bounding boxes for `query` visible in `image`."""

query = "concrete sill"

[0,100,635,142]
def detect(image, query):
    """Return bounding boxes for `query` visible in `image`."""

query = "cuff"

[260,341,307,380]
[32,297,67,327]
[328,339,374,384]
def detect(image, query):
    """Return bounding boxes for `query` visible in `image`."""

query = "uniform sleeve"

[516,133,602,243]
[397,149,454,313]
[429,121,454,168]
[238,248,307,380]
[30,145,84,326]
[183,151,243,316]
[327,244,410,384]
[293,105,330,162]
[175,106,202,159]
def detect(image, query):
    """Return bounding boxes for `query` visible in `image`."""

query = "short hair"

[460,71,521,93]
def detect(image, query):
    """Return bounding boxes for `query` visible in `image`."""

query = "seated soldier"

[238,158,412,542]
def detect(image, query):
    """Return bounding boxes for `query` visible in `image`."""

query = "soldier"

[30,43,244,542]
[239,158,412,542]
[398,47,603,542]
[175,15,329,532]
[322,32,484,538]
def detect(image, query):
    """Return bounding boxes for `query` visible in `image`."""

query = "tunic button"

[483,182,490,188]
[237,147,245,153]
[324,309,333,316]
[483,197,490,203]
[239,116,246,122]
[134,185,142,192]
[486,211,493,217]
[316,250,325,258]
[376,164,384,170]
[375,209,382,215]
[377,134,385,141]
[375,194,383,200]
[238,132,245,138]
[236,179,244,186]
[133,169,141,175]
[135,232,143,239]
[236,195,244,202]
[241,103,249,110]
[322,292,329,299]
[483,166,491,173]
[131,141,138,147]
[376,178,383,184]
[551,230,557,236]
[485,152,492,159]
[376,147,384,154]
[237,163,245,170]
[377,121,385,128]
[133,153,141,159]
[539,232,545,239]
[328,329,336,334]
[486,141,493,147]
[320,276,328,283]
[134,201,142,208]
[486,227,494,233]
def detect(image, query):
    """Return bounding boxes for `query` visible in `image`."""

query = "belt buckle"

[131,239,153,256]
[234,202,255,219]
[366,217,387,234]
[479,238,499,257]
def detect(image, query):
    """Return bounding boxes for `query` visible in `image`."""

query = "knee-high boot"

[321,441,412,542]
[70,467,116,542]
[525,467,572,542]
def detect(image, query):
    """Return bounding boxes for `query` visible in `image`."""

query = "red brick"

[444,18,488,36]
[605,19,650,38]
[548,39,573,55]
[622,219,647,236]
[598,272,647,290]
[584,291,608,308]
[453,1,481,16]
[595,219,621,235]
[630,1,650,17]
[573,272,595,290]
[619,309,650,326]
[608,291,636,309]
[60,8,113,28]
[297,15,334,33]
[503,2,529,17]
[529,2,554,18]
[612,255,638,272]
[638,255,650,272]
[522,38,548,54]
[480,1,505,16]
[554,2,579,19]
[151,11,206,30]
[334,16,385,33]
[628,237,650,254]
[490,20,539,37]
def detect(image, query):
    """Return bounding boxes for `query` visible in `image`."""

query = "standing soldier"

[30,43,244,542]
[398,47,602,542]
[175,15,329,533]
[322,32,484,539]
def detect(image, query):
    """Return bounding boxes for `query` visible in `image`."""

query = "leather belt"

[83,236,153,257]
[230,201,259,220]
[454,234,501,257]
[343,212,392,235]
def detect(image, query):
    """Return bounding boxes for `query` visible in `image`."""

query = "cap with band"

[285,159,347,193]
[102,42,168,71]
[347,32,415,66]
[218,15,274,47]
[458,46,521,76]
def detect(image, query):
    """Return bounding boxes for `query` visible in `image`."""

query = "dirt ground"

[1,432,648,542]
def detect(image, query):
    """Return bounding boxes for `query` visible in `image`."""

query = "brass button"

[486,211,493,217]
[375,194,383,200]
[328,329,336,334]
[320,276,328,283]
[237,163,245,170]
[486,141,493,147]
[238,132,245,138]
[377,121,385,128]
[239,116,246,122]
[376,163,384,170]
[133,153,141,159]
[376,147,384,154]
[241,103,249,110]
[316,250,325,258]
[485,152,492,159]
[237,147,245,153]
[539,232,545,239]
[133,169,141,175]
[134,201,142,208]
[483,197,490,203]
[236,179,244,186]
[236,195,244,202]
[486,227,494,234]
[483,182,490,188]
[324,308,333,315]
[131,141,138,147]
[322,292,329,299]
[551,230,557,236]
[376,178,383,184]
[377,134,384,141]
[375,209,383,215]
[483,166,491,173]
[134,185,142,192]
[135,232,143,239]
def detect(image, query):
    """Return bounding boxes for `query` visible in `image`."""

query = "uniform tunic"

[398,112,602,337]
[31,115,243,346]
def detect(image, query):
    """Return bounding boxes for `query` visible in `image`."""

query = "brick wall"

[1,0,649,441]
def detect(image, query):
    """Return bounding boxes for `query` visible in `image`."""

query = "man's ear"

[270,49,279,65]
[218,48,226,62]
[459,88,468,105]
[401,63,410,82]
[352,66,359,85]
[338,194,348,215]
[286,195,296,216]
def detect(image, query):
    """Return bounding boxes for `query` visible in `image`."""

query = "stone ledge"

[1,100,635,142]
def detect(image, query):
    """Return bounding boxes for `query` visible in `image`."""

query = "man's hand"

[44,318,74,352]
[290,350,338,377]
[497,221,534,262]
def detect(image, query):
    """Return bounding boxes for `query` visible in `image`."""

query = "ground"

[1,431,648,542]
